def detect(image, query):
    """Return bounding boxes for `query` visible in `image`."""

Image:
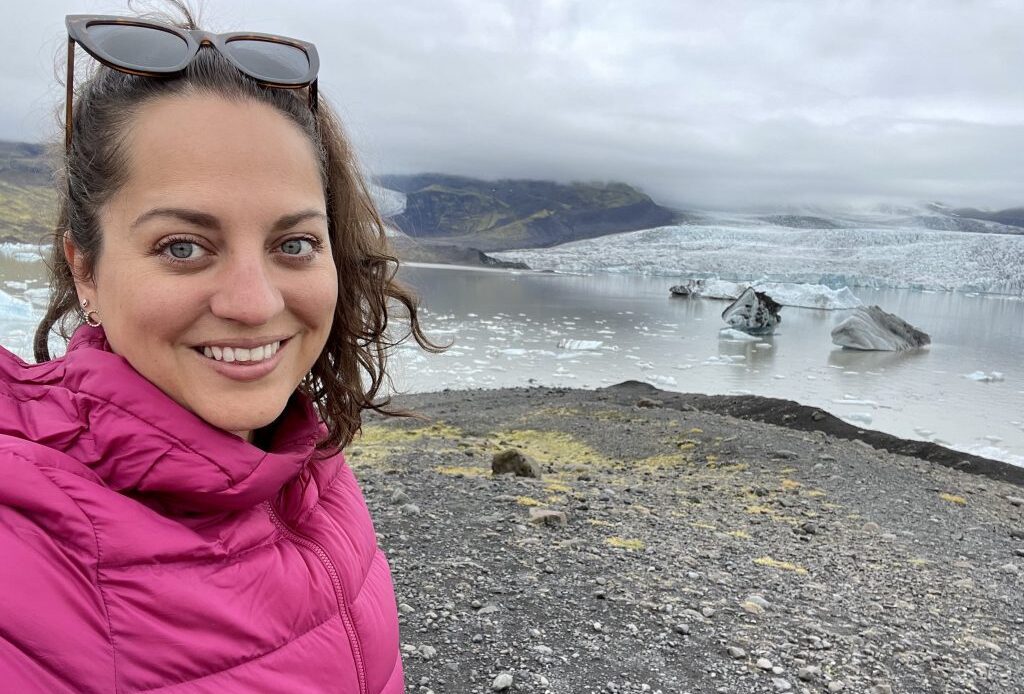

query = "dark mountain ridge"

[381,173,683,252]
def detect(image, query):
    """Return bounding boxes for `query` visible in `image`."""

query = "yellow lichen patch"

[804,489,827,497]
[489,429,616,468]
[939,493,967,505]
[727,529,751,539]
[754,556,808,574]
[687,428,703,435]
[717,462,749,474]
[544,481,572,494]
[908,558,932,567]
[350,421,468,463]
[515,496,542,507]
[691,521,716,531]
[745,504,774,515]
[781,479,802,490]
[606,537,645,551]
[705,454,719,464]
[544,494,567,505]
[434,465,490,477]
[587,519,616,527]
[635,453,690,471]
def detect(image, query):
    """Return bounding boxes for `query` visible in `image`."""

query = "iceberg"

[0,290,35,321]
[831,306,930,351]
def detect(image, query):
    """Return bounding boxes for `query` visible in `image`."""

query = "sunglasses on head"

[64,14,320,152]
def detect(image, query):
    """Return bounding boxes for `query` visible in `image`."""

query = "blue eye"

[168,241,197,259]
[280,238,316,256]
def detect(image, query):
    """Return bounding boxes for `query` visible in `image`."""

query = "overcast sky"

[4,0,1023,210]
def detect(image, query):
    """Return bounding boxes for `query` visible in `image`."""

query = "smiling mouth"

[192,337,291,364]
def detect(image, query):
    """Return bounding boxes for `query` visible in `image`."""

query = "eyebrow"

[130,207,328,233]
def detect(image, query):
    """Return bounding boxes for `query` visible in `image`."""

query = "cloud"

[3,0,1023,209]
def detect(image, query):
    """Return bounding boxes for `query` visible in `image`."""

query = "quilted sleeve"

[0,446,116,694]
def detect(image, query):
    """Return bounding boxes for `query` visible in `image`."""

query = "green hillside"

[0,141,57,243]
[381,174,683,251]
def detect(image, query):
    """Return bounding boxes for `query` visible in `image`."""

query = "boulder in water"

[831,305,930,351]
[721,287,782,335]
[669,279,705,297]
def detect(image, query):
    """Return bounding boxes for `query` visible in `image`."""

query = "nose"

[208,252,285,326]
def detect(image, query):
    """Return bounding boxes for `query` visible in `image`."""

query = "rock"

[722,287,782,335]
[390,489,411,505]
[756,657,773,670]
[862,522,881,533]
[727,646,747,659]
[1011,528,1024,541]
[419,645,437,660]
[1007,496,1024,507]
[828,682,845,692]
[772,678,792,691]
[491,449,542,478]
[831,305,930,351]
[811,410,826,421]
[673,623,691,635]
[771,449,799,460]
[399,503,421,515]
[670,279,706,297]
[636,397,662,408]
[528,508,567,527]
[797,666,820,681]
[491,672,514,691]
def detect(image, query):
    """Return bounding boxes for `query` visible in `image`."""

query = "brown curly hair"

[34,1,449,450]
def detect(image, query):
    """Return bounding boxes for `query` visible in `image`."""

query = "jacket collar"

[43,324,323,512]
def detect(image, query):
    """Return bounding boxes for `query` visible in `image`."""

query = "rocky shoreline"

[353,382,1023,694]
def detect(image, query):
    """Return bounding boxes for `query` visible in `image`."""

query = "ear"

[63,230,95,296]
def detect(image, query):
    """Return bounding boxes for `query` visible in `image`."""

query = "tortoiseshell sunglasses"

[64,14,320,151]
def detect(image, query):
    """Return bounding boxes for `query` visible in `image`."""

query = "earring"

[81,298,102,328]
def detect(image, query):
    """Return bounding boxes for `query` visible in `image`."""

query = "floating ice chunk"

[557,338,603,350]
[646,374,677,387]
[4,281,28,290]
[964,371,1004,382]
[949,443,1024,468]
[757,283,863,310]
[843,412,873,425]
[0,290,35,321]
[755,342,773,349]
[718,328,761,342]
[23,287,50,308]
[0,243,43,263]
[832,396,879,407]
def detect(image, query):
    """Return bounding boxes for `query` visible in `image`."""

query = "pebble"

[797,666,820,681]
[390,489,412,505]
[828,681,845,692]
[1008,496,1024,507]
[400,503,421,515]
[862,522,881,533]
[772,678,792,691]
[419,645,437,660]
[491,672,514,691]
[727,646,746,659]
[756,657,773,670]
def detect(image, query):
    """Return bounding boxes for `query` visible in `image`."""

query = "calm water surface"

[2,254,1021,465]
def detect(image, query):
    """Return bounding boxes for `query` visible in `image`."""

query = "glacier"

[491,212,1024,295]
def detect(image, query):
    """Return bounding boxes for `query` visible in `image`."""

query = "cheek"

[290,267,339,327]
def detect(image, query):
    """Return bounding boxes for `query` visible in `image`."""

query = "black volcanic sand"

[352,382,1024,694]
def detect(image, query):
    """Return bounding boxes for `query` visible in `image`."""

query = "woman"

[0,4,444,692]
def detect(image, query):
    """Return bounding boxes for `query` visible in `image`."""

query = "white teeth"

[200,340,281,364]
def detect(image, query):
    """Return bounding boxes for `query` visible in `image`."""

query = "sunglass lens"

[225,40,310,82]
[85,23,189,70]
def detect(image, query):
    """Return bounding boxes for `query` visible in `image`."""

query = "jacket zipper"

[265,501,368,694]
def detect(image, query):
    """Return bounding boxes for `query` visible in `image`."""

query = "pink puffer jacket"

[0,324,404,693]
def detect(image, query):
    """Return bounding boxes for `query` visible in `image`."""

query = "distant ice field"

[490,217,1024,295]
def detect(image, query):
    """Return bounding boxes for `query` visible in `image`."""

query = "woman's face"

[67,94,338,441]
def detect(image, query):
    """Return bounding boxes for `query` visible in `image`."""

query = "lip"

[192,337,291,382]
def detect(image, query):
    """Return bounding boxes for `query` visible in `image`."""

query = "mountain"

[380,174,683,251]
[948,206,1024,230]
[0,141,58,244]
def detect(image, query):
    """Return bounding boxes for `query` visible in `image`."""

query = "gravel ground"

[351,382,1024,694]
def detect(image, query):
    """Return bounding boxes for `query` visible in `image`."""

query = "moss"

[754,556,808,574]
[727,529,751,539]
[435,465,490,477]
[781,479,802,490]
[606,537,645,551]
[939,493,967,505]
[515,496,542,507]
